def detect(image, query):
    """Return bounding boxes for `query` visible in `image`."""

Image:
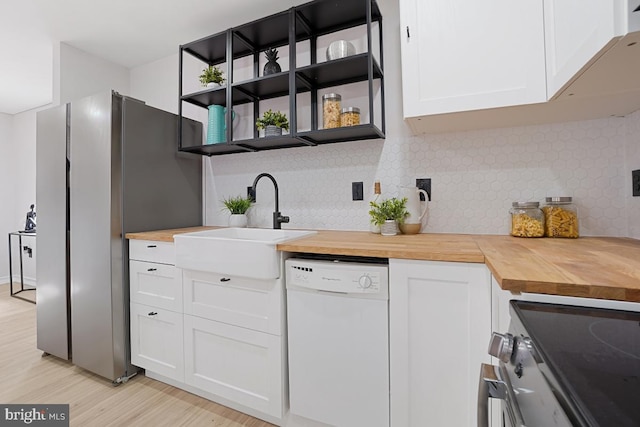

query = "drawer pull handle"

[148,312,158,316]
[147,268,157,272]
[220,277,231,282]
[147,245,157,248]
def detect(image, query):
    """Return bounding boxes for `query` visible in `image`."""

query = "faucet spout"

[251,173,290,229]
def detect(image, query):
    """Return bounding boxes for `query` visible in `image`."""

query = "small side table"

[8,231,36,304]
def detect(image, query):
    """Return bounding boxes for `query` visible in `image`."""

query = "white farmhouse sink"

[174,228,316,280]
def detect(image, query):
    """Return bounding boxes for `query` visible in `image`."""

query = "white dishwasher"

[285,257,389,427]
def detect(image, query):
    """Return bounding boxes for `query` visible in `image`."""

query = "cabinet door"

[544,0,619,98]
[130,261,182,311]
[130,303,184,382]
[183,314,283,419]
[399,0,546,117]
[182,270,282,335]
[389,259,491,427]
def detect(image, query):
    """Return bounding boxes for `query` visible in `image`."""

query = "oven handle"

[478,363,526,427]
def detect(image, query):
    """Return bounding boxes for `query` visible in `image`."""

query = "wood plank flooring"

[0,284,275,427]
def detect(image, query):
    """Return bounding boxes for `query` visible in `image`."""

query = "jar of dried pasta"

[322,93,341,129]
[510,202,545,237]
[542,197,579,238]
[340,107,360,127]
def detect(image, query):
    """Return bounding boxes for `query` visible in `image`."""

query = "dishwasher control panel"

[286,258,389,299]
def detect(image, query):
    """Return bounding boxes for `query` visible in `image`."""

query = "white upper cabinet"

[546,0,640,100]
[400,0,640,134]
[545,0,625,98]
[399,0,547,119]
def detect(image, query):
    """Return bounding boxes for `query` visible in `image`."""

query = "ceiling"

[0,0,308,115]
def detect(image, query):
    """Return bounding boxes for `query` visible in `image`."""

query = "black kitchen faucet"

[250,173,290,229]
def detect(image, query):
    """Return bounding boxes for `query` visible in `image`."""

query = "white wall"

[0,113,15,283]
[58,42,130,104]
[127,0,639,237]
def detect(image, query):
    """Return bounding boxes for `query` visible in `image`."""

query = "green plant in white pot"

[199,65,226,87]
[222,195,253,227]
[369,197,409,236]
[256,109,289,137]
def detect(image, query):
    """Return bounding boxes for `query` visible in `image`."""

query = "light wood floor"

[0,284,275,427]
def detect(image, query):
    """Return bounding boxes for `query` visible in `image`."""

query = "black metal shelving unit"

[178,0,385,156]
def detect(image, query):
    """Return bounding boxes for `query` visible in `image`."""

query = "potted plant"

[369,197,409,236]
[222,195,253,227]
[256,109,289,137]
[199,65,226,87]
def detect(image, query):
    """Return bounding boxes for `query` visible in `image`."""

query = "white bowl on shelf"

[326,40,356,61]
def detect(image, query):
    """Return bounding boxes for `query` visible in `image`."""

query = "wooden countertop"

[474,235,640,302]
[126,227,640,303]
[126,226,219,242]
[276,231,485,263]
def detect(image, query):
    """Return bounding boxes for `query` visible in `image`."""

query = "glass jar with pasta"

[322,93,341,129]
[510,202,545,237]
[542,197,579,238]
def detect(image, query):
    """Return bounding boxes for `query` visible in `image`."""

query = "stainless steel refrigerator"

[35,90,202,383]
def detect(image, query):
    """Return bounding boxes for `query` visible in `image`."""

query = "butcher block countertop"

[126,226,218,242]
[277,230,485,263]
[126,227,640,303]
[474,235,640,302]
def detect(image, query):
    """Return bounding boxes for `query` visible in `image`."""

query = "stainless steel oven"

[479,300,640,427]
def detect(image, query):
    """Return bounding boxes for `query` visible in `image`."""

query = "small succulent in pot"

[263,47,282,75]
[256,109,289,137]
[221,195,253,214]
[199,65,226,87]
[369,197,409,236]
[222,195,253,228]
[368,197,409,226]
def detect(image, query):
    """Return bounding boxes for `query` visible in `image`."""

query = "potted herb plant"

[256,109,289,137]
[222,195,253,227]
[368,197,409,236]
[199,65,226,87]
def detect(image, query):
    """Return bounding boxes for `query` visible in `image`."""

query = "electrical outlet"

[633,169,640,197]
[416,178,431,201]
[352,182,364,201]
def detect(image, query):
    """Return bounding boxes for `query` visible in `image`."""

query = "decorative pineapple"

[263,47,282,75]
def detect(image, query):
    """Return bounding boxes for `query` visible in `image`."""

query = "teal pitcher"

[206,105,235,144]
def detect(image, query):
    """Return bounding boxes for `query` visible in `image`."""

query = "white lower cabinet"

[130,240,287,425]
[130,303,184,382]
[389,259,492,427]
[183,314,283,418]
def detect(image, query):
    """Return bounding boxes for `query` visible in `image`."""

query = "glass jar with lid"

[340,107,360,127]
[322,93,341,129]
[510,201,545,237]
[542,197,579,238]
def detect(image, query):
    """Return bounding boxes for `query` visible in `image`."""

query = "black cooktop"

[513,301,640,427]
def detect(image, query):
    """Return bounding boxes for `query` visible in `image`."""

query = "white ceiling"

[0,0,308,115]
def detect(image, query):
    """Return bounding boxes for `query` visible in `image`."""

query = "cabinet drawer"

[129,240,174,265]
[183,270,282,335]
[130,303,184,382]
[130,261,182,312]
[184,314,282,418]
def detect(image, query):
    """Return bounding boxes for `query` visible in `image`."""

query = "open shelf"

[296,53,383,92]
[298,124,385,145]
[178,0,385,156]
[182,86,227,108]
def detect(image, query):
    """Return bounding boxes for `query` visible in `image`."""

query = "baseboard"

[10,275,36,288]
[0,276,9,285]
